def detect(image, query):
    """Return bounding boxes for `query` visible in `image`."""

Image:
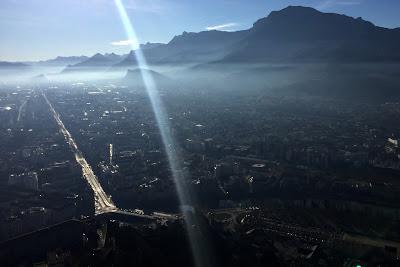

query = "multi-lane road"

[43,92,178,220]
[43,93,117,214]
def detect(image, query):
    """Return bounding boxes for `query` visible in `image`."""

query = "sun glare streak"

[113,1,213,266]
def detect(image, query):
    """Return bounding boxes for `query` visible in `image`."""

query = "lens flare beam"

[113,1,214,266]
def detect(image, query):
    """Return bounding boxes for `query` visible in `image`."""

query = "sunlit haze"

[2,1,400,266]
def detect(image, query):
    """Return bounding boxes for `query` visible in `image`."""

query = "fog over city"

[1,1,400,266]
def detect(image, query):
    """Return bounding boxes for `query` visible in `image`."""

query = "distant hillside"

[4,5,399,75]
[221,6,400,62]
[113,30,248,68]
[64,53,123,72]
[111,6,400,68]
[0,62,30,69]
[122,68,173,88]
[31,56,88,67]
[140,42,165,50]
[31,74,49,83]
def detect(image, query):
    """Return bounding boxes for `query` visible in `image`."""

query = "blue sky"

[1,0,400,61]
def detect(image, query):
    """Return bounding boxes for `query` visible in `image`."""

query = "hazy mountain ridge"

[122,68,173,88]
[76,6,400,68]
[0,61,30,68]
[113,6,400,66]
[28,56,89,67]
[3,5,400,72]
[63,53,125,72]
[114,30,248,67]
[70,53,122,67]
[222,6,400,62]
[140,42,165,50]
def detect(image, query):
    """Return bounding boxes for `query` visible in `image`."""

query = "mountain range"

[28,56,89,66]
[2,6,400,71]
[223,6,400,62]
[0,61,30,69]
[62,53,124,72]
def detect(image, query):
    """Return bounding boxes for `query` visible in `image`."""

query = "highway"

[43,93,117,214]
[43,93,183,221]
[17,99,27,122]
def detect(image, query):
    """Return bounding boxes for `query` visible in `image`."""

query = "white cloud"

[111,39,137,46]
[206,22,238,31]
[316,0,362,10]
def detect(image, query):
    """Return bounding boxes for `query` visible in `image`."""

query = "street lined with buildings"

[43,93,117,214]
